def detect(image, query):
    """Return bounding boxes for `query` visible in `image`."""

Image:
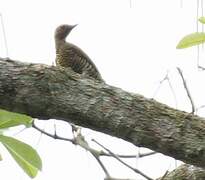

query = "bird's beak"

[72,24,78,29]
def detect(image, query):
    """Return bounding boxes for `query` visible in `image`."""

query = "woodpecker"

[55,24,104,82]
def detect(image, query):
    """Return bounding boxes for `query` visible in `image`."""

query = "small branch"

[32,120,112,178]
[136,151,156,158]
[152,71,177,108]
[0,13,9,57]
[198,65,205,70]
[160,170,169,180]
[152,71,169,98]
[196,105,205,113]
[32,121,74,143]
[177,67,195,113]
[92,153,111,178]
[99,150,156,158]
[32,120,153,179]
[92,139,154,180]
[166,76,178,108]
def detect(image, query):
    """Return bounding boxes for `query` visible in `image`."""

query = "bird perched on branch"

[55,24,104,82]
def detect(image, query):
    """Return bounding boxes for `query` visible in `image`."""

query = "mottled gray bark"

[1,58,205,169]
[158,164,205,180]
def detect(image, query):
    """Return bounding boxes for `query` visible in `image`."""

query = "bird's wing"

[64,43,103,80]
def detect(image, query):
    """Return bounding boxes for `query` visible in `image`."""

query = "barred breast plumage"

[55,24,104,82]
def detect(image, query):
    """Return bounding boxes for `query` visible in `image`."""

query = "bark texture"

[158,164,205,180]
[1,58,205,169]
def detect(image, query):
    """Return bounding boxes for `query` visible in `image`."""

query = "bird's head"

[55,24,77,40]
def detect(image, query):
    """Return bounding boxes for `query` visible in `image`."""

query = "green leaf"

[176,32,205,49]
[0,135,42,178]
[199,16,205,24]
[0,109,32,129]
[0,153,2,161]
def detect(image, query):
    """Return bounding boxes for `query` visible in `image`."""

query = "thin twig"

[180,0,183,8]
[32,120,154,179]
[152,72,169,99]
[152,71,178,108]
[32,120,112,178]
[33,121,155,158]
[198,65,205,70]
[12,127,27,136]
[100,151,156,158]
[68,128,112,179]
[92,153,111,178]
[35,121,47,146]
[197,0,199,33]
[197,0,200,68]
[53,119,57,136]
[0,13,9,57]
[160,170,169,180]
[196,105,205,113]
[32,121,74,143]
[129,0,132,8]
[166,76,178,108]
[177,67,195,113]
[92,139,154,180]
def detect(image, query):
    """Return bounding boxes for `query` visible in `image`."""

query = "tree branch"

[1,58,205,168]
[33,120,153,179]
[177,67,195,113]
[92,139,153,180]
[157,164,205,180]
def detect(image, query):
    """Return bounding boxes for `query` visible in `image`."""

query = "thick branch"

[1,58,205,168]
[158,164,205,180]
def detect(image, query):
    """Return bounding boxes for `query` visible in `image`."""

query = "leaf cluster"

[177,17,205,49]
[0,109,42,178]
